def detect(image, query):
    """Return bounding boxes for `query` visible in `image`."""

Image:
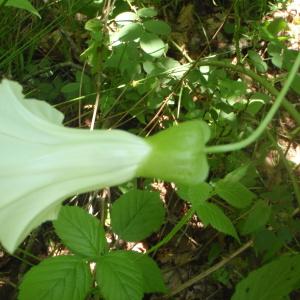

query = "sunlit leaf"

[143,20,171,36]
[2,0,40,18]
[137,7,157,18]
[140,33,165,58]
[115,12,138,26]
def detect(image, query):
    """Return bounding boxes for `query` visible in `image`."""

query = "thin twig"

[164,240,253,298]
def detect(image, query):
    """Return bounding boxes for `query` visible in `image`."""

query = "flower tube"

[0,79,210,253]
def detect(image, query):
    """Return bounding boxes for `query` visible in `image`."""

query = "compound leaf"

[54,206,108,259]
[96,251,143,300]
[215,180,255,209]
[196,202,239,240]
[19,255,92,300]
[111,190,165,241]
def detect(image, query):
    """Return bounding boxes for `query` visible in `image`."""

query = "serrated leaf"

[137,7,157,18]
[111,190,165,241]
[240,200,272,235]
[19,256,92,300]
[196,202,239,240]
[143,20,171,36]
[96,251,144,300]
[215,180,255,209]
[140,33,165,58]
[128,252,167,293]
[177,182,212,206]
[3,0,41,18]
[231,254,300,300]
[54,206,108,259]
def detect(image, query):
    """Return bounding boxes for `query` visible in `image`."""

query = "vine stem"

[164,240,253,298]
[203,52,300,153]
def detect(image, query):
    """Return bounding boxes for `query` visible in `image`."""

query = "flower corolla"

[0,79,210,253]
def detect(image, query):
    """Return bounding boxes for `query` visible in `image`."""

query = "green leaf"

[3,0,41,18]
[115,12,138,26]
[177,182,212,206]
[240,200,272,235]
[85,18,102,32]
[96,251,144,300]
[137,7,157,18]
[246,93,270,116]
[140,33,165,58]
[54,206,108,259]
[231,254,300,300]
[143,20,171,36]
[223,164,251,183]
[282,49,298,72]
[61,82,80,95]
[196,202,239,240]
[215,180,255,209]
[267,18,288,37]
[19,256,92,300]
[247,50,268,73]
[113,23,144,43]
[111,190,165,241]
[128,252,167,293]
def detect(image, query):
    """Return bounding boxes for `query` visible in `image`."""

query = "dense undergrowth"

[1,0,300,299]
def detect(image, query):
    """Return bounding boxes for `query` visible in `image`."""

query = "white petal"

[0,80,151,253]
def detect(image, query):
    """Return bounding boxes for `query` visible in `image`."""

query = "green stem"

[147,208,195,254]
[233,0,242,63]
[204,52,300,153]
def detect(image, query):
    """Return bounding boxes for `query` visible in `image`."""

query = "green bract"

[0,80,210,253]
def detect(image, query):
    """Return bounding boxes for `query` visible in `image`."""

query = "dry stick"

[164,240,253,298]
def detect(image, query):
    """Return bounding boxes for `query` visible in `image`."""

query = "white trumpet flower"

[0,79,210,253]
